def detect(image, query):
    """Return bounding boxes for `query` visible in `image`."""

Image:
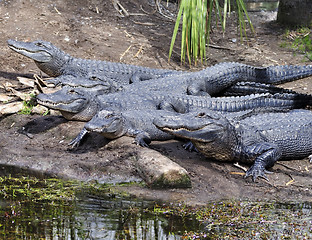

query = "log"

[135,147,191,188]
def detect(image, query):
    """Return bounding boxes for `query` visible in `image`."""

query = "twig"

[284,172,295,186]
[120,45,132,61]
[140,5,157,15]
[229,172,245,176]
[209,44,233,51]
[132,21,155,26]
[112,0,129,17]
[134,45,144,58]
[276,162,300,172]
[54,6,61,15]
[233,162,247,172]
[155,0,176,21]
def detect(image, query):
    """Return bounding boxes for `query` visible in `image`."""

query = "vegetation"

[18,94,36,115]
[0,174,311,239]
[153,200,312,239]
[169,0,254,65]
[281,27,312,61]
[0,174,131,203]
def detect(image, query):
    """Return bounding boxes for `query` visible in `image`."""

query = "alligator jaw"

[85,112,126,139]
[154,113,225,143]
[8,39,52,62]
[36,98,86,113]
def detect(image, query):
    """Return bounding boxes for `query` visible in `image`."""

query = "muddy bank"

[1,113,311,205]
[0,0,312,205]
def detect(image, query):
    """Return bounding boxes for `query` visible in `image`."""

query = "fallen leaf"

[0,93,14,102]
[17,76,35,88]
[0,102,24,116]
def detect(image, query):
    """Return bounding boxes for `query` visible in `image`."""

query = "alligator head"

[154,111,238,161]
[85,110,127,139]
[8,39,70,77]
[48,75,116,91]
[36,86,100,121]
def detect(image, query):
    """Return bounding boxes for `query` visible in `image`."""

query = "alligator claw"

[245,164,272,182]
[68,138,81,148]
[183,141,198,152]
[45,78,61,86]
[68,128,88,148]
[134,139,150,148]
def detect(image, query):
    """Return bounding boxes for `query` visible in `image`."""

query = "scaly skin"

[120,61,312,97]
[75,109,263,148]
[82,109,179,147]
[220,82,303,96]
[35,85,312,147]
[154,109,312,181]
[7,39,180,86]
[8,39,312,96]
[36,84,312,122]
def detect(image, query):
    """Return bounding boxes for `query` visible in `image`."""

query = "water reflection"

[245,0,279,11]
[0,166,311,239]
[0,196,198,239]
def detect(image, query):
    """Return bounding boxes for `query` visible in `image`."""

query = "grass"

[281,27,312,61]
[0,174,135,203]
[169,0,254,66]
[18,94,36,115]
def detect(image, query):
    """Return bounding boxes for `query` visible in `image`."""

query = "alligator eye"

[35,42,43,47]
[68,89,76,94]
[90,76,99,81]
[197,112,206,118]
[105,114,113,119]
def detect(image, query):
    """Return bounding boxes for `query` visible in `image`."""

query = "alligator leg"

[68,127,89,148]
[130,71,183,83]
[45,75,75,86]
[244,143,282,181]
[128,129,151,147]
[159,99,188,113]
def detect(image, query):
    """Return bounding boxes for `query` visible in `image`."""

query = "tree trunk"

[277,0,312,26]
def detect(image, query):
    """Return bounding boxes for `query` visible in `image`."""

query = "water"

[0,196,199,239]
[0,167,311,239]
[245,0,279,12]
[0,167,201,239]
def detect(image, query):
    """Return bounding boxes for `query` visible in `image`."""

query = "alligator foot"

[133,132,151,147]
[183,141,198,152]
[134,138,150,147]
[245,164,273,182]
[68,128,89,148]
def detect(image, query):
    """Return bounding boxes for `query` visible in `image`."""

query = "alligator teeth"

[9,46,37,53]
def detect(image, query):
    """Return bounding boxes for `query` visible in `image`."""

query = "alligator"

[40,70,303,98]
[36,84,312,147]
[36,85,312,122]
[7,39,180,87]
[154,109,312,181]
[117,61,312,97]
[81,109,179,147]
[219,81,304,96]
[8,39,312,97]
[76,108,270,148]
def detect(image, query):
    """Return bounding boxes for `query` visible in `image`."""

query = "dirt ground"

[0,0,312,205]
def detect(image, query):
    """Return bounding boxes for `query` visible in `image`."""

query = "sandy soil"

[0,0,311,205]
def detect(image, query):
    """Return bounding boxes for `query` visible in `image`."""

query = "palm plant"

[169,0,254,65]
